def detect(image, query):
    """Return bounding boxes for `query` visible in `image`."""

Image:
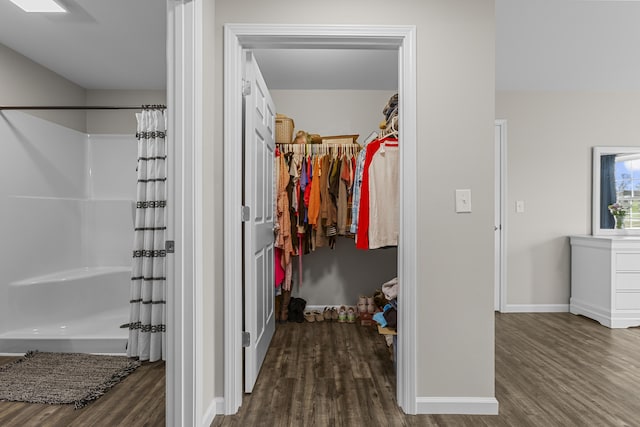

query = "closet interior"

[265,54,401,363]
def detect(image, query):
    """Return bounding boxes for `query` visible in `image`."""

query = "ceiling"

[1,0,640,91]
[0,0,166,90]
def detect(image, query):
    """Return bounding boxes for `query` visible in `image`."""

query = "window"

[615,154,640,228]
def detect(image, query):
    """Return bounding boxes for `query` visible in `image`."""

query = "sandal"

[347,306,356,323]
[338,306,347,323]
[304,311,316,322]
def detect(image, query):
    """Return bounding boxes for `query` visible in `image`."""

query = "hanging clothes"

[337,155,350,235]
[355,136,399,250]
[367,140,399,248]
[276,143,362,253]
[351,132,378,235]
[275,153,294,264]
[308,155,322,228]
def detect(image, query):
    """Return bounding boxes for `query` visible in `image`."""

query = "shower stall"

[0,111,136,354]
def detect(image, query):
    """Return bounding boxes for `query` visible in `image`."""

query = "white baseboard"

[416,397,499,415]
[304,304,341,312]
[502,304,569,313]
[201,397,224,426]
[215,396,225,414]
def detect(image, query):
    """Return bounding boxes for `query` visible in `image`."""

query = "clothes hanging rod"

[0,104,166,111]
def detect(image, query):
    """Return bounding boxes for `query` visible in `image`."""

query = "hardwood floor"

[0,357,165,427]
[1,313,639,426]
[213,313,640,427]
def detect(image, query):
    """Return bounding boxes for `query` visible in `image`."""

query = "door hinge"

[242,331,250,347]
[242,79,252,97]
[241,205,251,222]
[165,240,175,253]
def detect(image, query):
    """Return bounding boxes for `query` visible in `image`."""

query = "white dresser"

[570,235,640,328]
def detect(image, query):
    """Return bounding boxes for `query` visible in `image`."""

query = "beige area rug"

[0,351,141,409]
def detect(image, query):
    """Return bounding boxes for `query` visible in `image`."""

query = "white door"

[243,51,277,393]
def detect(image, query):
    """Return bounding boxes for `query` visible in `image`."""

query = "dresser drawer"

[616,292,640,310]
[616,253,640,271]
[616,272,640,290]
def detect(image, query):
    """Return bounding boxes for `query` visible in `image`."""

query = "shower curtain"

[128,107,167,362]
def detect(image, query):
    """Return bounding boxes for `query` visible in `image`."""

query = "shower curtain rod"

[0,104,166,111]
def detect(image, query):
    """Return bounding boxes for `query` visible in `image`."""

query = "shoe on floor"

[304,311,316,322]
[338,305,347,323]
[347,306,356,323]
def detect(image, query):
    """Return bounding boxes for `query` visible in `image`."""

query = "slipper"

[304,311,316,322]
[331,307,339,321]
[347,306,356,323]
[338,305,347,323]
[315,310,324,322]
[323,307,332,322]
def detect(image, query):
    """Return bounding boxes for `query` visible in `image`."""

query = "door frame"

[166,1,203,425]
[223,23,418,415]
[494,120,507,311]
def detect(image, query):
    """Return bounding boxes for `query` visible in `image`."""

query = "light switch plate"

[455,189,472,213]
[516,200,525,213]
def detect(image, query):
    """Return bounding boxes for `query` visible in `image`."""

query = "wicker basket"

[275,114,295,144]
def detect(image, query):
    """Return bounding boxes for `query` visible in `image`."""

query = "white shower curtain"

[128,107,167,362]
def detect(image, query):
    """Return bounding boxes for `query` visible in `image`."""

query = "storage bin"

[275,114,295,143]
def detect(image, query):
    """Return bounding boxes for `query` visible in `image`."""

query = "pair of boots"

[274,290,291,323]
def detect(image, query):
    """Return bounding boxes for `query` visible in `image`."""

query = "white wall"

[210,0,496,405]
[0,112,136,334]
[271,89,397,305]
[496,91,640,308]
[0,112,88,288]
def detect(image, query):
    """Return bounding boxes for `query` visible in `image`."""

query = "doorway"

[223,24,418,415]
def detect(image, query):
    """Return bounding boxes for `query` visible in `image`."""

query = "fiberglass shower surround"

[0,110,137,354]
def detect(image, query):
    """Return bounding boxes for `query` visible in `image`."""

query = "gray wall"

[0,42,166,135]
[86,90,166,134]
[0,43,86,131]
[496,91,640,308]
[208,0,496,402]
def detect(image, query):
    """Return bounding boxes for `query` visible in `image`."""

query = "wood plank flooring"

[1,313,640,426]
[0,357,165,427]
[213,313,640,426]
